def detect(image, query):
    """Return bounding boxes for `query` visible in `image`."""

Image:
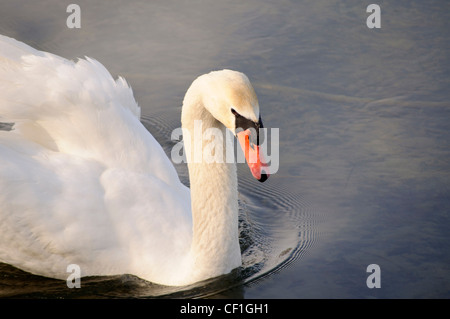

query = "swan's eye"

[232,108,264,146]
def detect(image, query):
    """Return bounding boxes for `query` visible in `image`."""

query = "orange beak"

[237,129,269,182]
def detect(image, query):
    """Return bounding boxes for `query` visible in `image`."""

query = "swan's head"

[193,69,269,182]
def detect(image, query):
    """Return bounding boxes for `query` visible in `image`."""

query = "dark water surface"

[0,0,449,298]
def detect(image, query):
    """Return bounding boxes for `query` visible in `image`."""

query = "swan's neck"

[182,95,241,279]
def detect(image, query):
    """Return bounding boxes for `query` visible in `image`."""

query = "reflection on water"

[1,0,449,298]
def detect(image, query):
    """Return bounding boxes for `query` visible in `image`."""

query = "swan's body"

[0,35,267,286]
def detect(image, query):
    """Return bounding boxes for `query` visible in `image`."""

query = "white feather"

[0,35,260,286]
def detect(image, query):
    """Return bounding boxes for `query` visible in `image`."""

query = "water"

[0,0,449,298]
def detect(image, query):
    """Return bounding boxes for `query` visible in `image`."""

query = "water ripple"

[0,115,320,298]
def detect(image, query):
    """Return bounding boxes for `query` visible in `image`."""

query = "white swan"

[0,35,269,286]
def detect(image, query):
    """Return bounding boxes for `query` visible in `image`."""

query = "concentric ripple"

[0,113,320,298]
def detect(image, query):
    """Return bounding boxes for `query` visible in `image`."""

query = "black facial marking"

[232,108,264,146]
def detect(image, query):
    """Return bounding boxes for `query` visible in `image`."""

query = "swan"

[0,35,269,286]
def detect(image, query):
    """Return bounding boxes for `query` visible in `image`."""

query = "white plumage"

[0,35,265,286]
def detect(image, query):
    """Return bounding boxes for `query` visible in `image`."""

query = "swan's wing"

[0,35,192,280]
[0,34,46,63]
[0,135,192,279]
[0,133,120,277]
[0,34,179,185]
[0,34,140,120]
